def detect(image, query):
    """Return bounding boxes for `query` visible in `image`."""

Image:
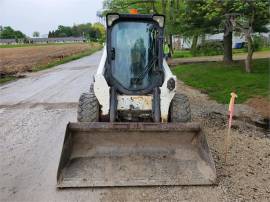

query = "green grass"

[172,50,193,58]
[259,47,270,51]
[232,48,246,54]
[172,58,270,103]
[0,75,17,84]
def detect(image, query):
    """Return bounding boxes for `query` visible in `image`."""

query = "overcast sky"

[0,0,103,37]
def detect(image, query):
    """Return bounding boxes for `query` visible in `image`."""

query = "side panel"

[94,47,110,115]
[160,59,176,122]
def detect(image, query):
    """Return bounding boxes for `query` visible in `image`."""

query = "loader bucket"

[57,122,216,188]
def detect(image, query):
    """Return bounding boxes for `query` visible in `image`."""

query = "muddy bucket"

[57,122,216,188]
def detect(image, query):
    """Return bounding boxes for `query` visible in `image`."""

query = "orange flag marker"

[225,92,238,163]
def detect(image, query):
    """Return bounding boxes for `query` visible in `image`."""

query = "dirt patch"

[177,80,270,201]
[0,43,99,75]
[246,97,270,118]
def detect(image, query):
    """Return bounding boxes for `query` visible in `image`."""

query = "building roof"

[0,39,16,43]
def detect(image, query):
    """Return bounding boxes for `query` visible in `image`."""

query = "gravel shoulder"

[177,80,270,201]
[0,52,269,202]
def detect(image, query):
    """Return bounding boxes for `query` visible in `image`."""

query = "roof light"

[107,14,119,26]
[130,9,138,14]
[153,15,165,28]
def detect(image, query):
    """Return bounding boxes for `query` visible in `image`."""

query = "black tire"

[77,88,99,122]
[169,93,191,123]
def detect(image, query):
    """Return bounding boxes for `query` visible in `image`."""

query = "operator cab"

[105,13,165,95]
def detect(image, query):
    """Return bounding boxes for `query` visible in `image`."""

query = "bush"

[191,40,224,56]
[244,35,268,51]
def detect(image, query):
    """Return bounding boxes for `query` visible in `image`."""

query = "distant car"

[234,42,245,49]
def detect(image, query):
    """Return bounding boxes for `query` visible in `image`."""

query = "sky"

[0,0,104,37]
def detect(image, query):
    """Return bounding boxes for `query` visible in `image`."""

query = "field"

[0,43,101,75]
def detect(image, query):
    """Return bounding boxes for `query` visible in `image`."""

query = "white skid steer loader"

[57,13,216,188]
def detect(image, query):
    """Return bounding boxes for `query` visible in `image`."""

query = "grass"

[0,75,17,84]
[172,50,193,58]
[172,58,270,103]
[260,47,270,51]
[232,49,246,54]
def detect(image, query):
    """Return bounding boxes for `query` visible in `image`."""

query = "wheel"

[77,87,99,122]
[169,93,191,123]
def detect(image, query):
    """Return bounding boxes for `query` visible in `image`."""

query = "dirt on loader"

[173,80,270,202]
[0,43,99,75]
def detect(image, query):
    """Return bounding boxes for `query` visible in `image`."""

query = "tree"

[192,0,235,63]
[48,31,52,38]
[32,31,40,38]
[230,0,269,73]
[102,0,269,68]
[103,0,157,14]
[48,22,105,41]
[0,26,26,39]
[223,16,233,63]
[102,0,182,53]
[178,1,220,54]
[92,23,106,42]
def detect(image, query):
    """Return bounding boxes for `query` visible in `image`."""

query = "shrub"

[253,35,268,51]
[191,40,224,56]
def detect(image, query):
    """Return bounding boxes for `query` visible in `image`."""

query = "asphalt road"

[0,51,222,202]
[0,51,102,202]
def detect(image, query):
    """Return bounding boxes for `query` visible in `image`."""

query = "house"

[0,37,86,45]
[29,37,86,44]
[173,33,246,50]
[0,39,17,45]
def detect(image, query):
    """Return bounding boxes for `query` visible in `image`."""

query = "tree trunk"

[245,35,253,73]
[169,34,173,54]
[223,31,233,63]
[151,1,157,13]
[162,0,167,15]
[201,34,206,45]
[191,34,198,51]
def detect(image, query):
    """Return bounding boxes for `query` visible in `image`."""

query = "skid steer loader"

[57,13,216,188]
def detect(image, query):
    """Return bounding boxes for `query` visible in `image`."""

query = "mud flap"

[57,122,216,187]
